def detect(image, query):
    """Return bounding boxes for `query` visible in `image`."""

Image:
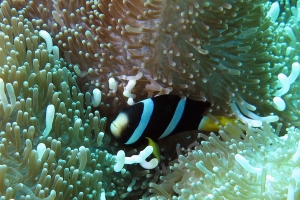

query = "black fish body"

[110,95,211,146]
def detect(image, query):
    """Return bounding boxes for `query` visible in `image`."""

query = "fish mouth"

[110,112,129,139]
[110,121,121,139]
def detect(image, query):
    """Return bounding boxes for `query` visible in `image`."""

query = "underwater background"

[0,0,300,199]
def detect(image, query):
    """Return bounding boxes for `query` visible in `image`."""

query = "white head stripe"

[125,98,154,145]
[158,99,186,140]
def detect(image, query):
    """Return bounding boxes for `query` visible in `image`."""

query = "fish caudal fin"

[198,116,236,132]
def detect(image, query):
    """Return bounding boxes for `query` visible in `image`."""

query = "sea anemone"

[21,0,291,125]
[0,1,153,199]
[146,121,300,199]
[1,0,300,199]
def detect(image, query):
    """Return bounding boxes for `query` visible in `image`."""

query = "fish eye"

[127,123,132,129]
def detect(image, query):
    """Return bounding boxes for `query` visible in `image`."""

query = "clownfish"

[110,95,235,161]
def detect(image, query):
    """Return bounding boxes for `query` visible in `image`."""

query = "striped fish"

[110,95,235,147]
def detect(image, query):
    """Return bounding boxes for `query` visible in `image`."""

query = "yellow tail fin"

[198,116,236,132]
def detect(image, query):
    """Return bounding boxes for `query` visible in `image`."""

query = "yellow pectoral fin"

[145,137,160,163]
[198,116,236,132]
